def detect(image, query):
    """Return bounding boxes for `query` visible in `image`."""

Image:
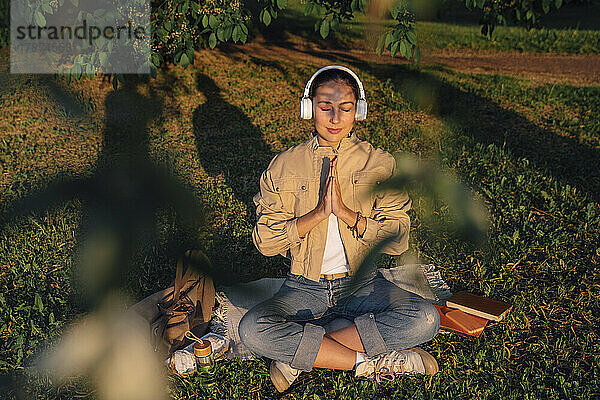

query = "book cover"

[445,309,488,334]
[434,304,486,338]
[445,291,513,322]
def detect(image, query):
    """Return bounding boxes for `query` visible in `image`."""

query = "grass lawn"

[1,3,600,400]
[280,0,600,54]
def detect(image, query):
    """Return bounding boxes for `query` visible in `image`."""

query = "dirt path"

[233,36,600,86]
[424,48,600,86]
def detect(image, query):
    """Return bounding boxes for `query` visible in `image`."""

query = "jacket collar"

[308,132,359,153]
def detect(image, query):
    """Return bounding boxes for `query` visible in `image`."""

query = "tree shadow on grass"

[192,73,283,280]
[235,43,600,202]
[365,63,600,202]
[2,76,209,306]
[192,73,274,207]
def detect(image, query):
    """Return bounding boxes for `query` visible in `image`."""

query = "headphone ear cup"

[300,98,313,119]
[355,99,367,121]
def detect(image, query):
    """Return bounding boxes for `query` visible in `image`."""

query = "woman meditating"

[238,65,440,392]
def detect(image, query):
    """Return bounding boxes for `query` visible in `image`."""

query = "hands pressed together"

[316,157,349,220]
[296,157,366,239]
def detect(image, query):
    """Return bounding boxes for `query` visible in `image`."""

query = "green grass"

[415,21,600,53]
[1,9,600,400]
[280,0,600,54]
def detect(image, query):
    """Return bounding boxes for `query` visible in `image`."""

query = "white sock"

[355,352,367,368]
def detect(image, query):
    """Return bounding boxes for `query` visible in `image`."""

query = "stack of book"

[435,292,512,337]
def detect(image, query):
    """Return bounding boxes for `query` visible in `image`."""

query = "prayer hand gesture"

[315,157,350,221]
[329,157,349,217]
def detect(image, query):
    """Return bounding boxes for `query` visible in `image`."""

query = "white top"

[320,213,350,275]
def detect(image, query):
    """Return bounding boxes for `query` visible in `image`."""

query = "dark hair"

[309,68,360,101]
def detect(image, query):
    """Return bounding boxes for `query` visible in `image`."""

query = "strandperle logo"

[11,0,150,75]
[15,19,147,46]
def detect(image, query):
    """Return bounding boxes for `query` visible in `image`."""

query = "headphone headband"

[302,65,366,100]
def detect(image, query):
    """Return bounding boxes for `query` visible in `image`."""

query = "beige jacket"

[252,133,411,282]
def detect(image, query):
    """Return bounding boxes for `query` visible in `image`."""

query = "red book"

[446,291,513,322]
[434,304,488,338]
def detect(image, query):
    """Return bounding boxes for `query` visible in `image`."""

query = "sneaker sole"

[270,361,291,393]
[409,347,439,375]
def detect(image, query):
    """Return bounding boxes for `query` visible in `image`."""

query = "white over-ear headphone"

[300,65,368,121]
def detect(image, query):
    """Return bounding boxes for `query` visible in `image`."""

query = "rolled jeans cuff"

[354,313,387,357]
[290,323,325,371]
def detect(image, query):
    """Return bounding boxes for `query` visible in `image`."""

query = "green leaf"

[413,46,421,63]
[526,10,533,20]
[156,28,167,41]
[208,32,217,48]
[543,2,550,13]
[42,4,53,14]
[320,18,330,38]
[240,24,248,35]
[384,32,393,48]
[70,0,79,6]
[209,15,218,29]
[399,40,408,58]
[390,40,400,57]
[406,30,417,45]
[151,52,162,66]
[34,11,46,27]
[277,0,286,9]
[224,25,232,41]
[216,27,224,41]
[305,1,314,15]
[262,10,272,26]
[555,0,562,8]
[330,17,339,32]
[99,52,108,66]
[180,53,189,68]
[232,25,241,42]
[202,14,209,28]
[34,293,43,312]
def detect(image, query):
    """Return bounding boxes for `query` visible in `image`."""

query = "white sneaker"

[355,347,438,382]
[269,360,301,392]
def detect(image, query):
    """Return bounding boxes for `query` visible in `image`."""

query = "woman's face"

[312,81,356,147]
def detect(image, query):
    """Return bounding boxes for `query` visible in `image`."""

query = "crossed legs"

[238,274,439,372]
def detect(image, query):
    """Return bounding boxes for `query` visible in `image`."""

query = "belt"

[320,272,349,281]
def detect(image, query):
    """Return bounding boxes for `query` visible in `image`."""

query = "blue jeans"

[238,271,440,371]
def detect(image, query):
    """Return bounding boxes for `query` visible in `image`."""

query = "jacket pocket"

[352,171,380,216]
[272,177,310,216]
